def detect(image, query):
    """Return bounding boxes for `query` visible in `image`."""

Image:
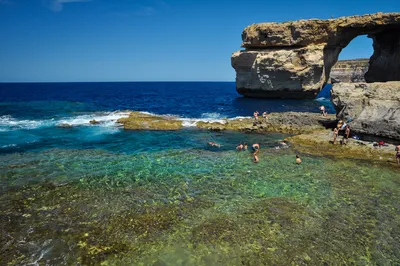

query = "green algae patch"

[118,112,183,130]
[1,145,400,265]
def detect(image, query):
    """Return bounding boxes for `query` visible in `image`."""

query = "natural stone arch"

[231,12,400,99]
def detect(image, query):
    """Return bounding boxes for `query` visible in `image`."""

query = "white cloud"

[51,0,92,12]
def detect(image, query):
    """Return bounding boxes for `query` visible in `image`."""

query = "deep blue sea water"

[2,82,399,265]
[0,82,332,153]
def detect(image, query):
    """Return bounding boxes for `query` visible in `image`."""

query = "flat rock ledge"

[286,131,398,166]
[117,112,183,130]
[196,112,336,134]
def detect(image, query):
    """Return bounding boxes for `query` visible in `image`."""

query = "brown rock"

[117,112,183,130]
[232,12,400,98]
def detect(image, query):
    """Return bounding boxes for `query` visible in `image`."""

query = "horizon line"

[0,80,236,84]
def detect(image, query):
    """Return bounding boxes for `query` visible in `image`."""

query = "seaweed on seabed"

[191,215,238,245]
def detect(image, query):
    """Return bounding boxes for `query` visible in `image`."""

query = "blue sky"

[0,0,399,82]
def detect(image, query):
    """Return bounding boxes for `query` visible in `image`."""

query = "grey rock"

[331,82,400,140]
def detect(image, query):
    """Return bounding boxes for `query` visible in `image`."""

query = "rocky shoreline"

[117,111,399,166]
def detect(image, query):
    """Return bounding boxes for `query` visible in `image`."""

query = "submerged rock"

[57,123,73,128]
[331,81,400,140]
[117,112,183,130]
[232,12,400,98]
[89,119,100,125]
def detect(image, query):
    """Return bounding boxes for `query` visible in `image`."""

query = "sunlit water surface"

[0,83,399,265]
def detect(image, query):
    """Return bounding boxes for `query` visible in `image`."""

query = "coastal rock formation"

[197,112,335,134]
[331,81,400,140]
[232,13,400,98]
[117,112,183,130]
[330,59,369,83]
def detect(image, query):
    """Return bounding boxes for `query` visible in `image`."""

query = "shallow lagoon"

[1,129,399,265]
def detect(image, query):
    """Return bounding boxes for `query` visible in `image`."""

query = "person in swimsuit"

[252,143,260,154]
[296,155,302,164]
[333,127,339,144]
[262,111,268,122]
[243,143,248,150]
[253,111,259,121]
[253,153,259,163]
[319,106,327,117]
[208,142,221,147]
[396,145,400,165]
[236,143,244,151]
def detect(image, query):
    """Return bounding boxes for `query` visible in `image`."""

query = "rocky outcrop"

[330,59,369,83]
[232,13,400,98]
[331,81,400,140]
[198,112,335,134]
[117,112,183,130]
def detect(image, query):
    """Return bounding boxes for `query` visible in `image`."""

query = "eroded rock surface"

[117,112,183,130]
[331,82,400,140]
[232,13,400,98]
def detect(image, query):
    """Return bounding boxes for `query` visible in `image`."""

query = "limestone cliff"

[330,59,369,83]
[331,81,400,140]
[231,12,400,99]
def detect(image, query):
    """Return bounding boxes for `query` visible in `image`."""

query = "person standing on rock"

[319,106,327,117]
[333,127,339,144]
[253,111,259,121]
[396,145,400,165]
[345,125,351,141]
[262,111,268,123]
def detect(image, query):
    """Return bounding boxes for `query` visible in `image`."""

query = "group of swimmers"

[236,141,301,164]
[236,142,260,162]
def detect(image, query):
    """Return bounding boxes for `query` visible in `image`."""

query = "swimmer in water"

[296,155,302,164]
[236,143,244,151]
[253,153,259,163]
[252,143,260,154]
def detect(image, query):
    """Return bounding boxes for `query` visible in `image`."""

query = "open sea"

[1,82,399,265]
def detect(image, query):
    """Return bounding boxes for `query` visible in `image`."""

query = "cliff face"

[231,12,400,99]
[330,59,369,83]
[331,81,400,140]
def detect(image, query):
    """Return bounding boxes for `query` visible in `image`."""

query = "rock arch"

[231,13,400,98]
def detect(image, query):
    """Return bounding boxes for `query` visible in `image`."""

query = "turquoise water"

[1,130,400,265]
[1,83,399,265]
